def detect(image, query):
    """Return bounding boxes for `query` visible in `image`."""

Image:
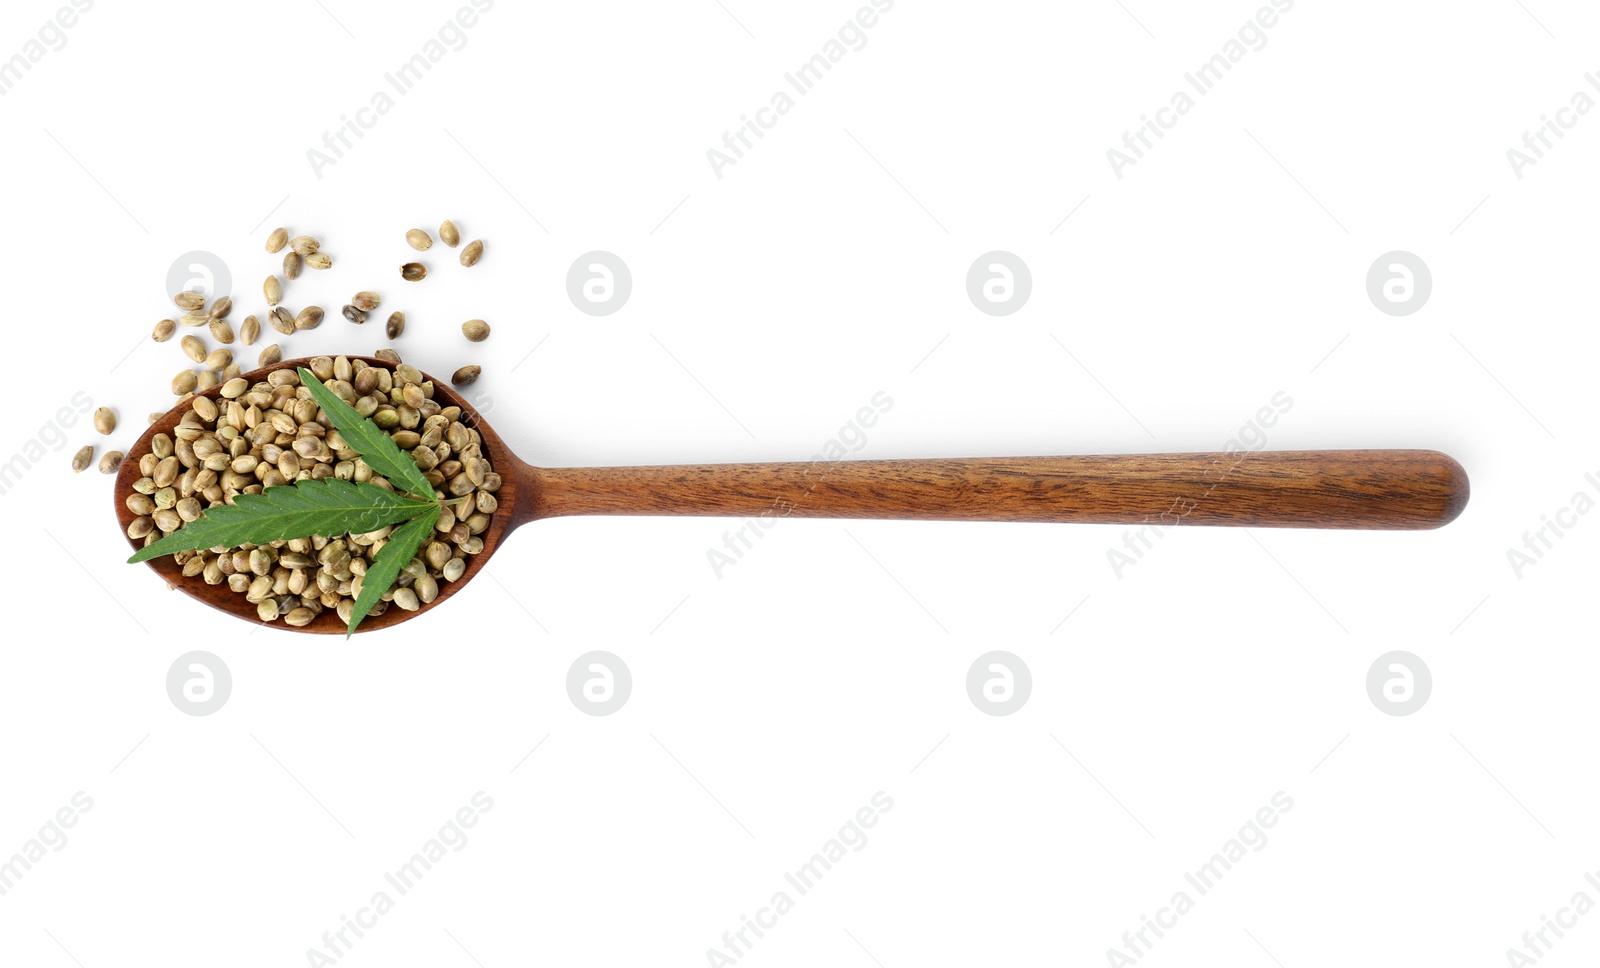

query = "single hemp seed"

[400,263,426,282]
[406,229,432,251]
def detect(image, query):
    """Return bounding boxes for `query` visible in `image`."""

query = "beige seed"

[266,226,289,253]
[153,318,176,342]
[220,377,248,399]
[196,369,218,390]
[289,235,320,256]
[172,369,198,395]
[192,396,218,422]
[440,220,460,247]
[71,445,94,473]
[400,262,426,282]
[93,407,116,435]
[258,343,282,366]
[460,239,483,266]
[283,250,303,280]
[209,318,235,344]
[451,365,481,386]
[352,291,381,312]
[442,557,466,582]
[98,450,124,474]
[270,306,296,335]
[209,295,233,319]
[181,335,207,363]
[342,305,366,325]
[461,319,490,342]
[296,306,325,330]
[392,587,420,611]
[385,311,405,339]
[284,606,316,627]
[405,228,432,251]
[265,275,283,306]
[374,348,401,364]
[239,315,260,346]
[174,291,205,311]
[181,311,210,327]
[204,348,232,370]
[306,252,332,270]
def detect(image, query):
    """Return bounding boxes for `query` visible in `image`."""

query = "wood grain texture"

[523,449,1469,530]
[119,359,1467,636]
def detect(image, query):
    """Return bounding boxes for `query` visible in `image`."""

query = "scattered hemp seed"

[266,227,289,253]
[459,240,483,266]
[406,229,432,251]
[71,445,94,472]
[451,365,481,386]
[400,262,426,282]
[439,220,460,247]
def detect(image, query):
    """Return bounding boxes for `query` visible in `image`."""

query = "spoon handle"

[526,449,1467,530]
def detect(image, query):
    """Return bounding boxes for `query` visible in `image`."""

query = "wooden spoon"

[116,356,1469,634]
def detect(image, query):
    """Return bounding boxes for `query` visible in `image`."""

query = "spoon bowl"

[116,356,531,634]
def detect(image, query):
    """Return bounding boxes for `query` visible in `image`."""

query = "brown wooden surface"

[523,449,1469,530]
[119,358,1467,634]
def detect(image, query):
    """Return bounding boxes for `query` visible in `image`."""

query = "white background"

[0,1,1596,965]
